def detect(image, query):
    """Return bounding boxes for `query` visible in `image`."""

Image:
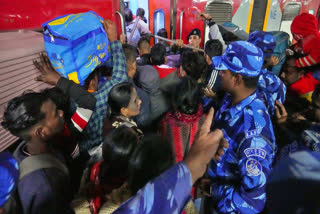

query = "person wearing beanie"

[290,13,320,68]
[208,41,276,213]
[0,152,19,214]
[248,31,287,116]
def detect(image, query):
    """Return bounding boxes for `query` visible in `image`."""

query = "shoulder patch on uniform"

[246,158,262,176]
[245,129,257,138]
[244,148,267,159]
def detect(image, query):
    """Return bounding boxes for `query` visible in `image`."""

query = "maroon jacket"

[159,105,205,162]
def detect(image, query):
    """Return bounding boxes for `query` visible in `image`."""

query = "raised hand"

[199,12,212,21]
[33,53,61,85]
[120,34,127,44]
[203,86,217,99]
[275,100,288,124]
[103,19,117,42]
[175,39,184,48]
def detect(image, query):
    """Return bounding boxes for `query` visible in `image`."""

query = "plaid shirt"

[80,41,128,151]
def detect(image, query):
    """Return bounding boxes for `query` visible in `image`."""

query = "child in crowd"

[290,13,320,68]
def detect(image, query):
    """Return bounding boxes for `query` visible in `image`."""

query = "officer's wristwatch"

[206,18,215,26]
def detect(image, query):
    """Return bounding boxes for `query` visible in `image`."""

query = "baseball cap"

[212,41,264,77]
[248,31,276,57]
[187,28,201,40]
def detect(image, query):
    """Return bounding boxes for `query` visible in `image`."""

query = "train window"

[205,0,233,24]
[280,2,301,39]
[153,9,165,43]
[204,0,232,47]
[281,2,301,21]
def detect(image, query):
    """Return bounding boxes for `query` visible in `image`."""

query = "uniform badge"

[246,158,262,176]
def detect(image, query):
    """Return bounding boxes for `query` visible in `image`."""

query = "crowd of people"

[0,9,320,214]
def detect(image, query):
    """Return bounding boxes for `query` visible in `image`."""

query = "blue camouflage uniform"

[113,162,192,214]
[0,152,19,207]
[248,31,287,116]
[257,68,286,116]
[209,41,276,213]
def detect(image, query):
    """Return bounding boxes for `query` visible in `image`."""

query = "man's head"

[122,44,137,78]
[247,31,276,68]
[137,37,150,56]
[150,43,166,65]
[125,8,134,23]
[136,8,145,18]
[180,51,207,81]
[188,28,201,49]
[2,90,65,142]
[84,65,113,91]
[280,56,305,86]
[213,41,264,93]
[157,28,168,39]
[204,39,223,65]
[84,70,98,91]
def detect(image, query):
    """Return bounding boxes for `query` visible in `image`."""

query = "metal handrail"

[128,16,140,44]
[179,10,184,40]
[115,11,125,35]
[152,34,204,52]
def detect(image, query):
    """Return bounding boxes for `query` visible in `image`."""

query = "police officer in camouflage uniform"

[208,41,276,213]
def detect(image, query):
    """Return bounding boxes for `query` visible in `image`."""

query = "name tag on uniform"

[244,148,267,159]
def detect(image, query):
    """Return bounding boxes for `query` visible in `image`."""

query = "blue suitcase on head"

[42,11,111,85]
[269,31,290,76]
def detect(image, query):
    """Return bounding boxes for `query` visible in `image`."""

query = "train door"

[204,0,233,46]
[178,6,205,46]
[148,0,171,44]
[174,0,207,47]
